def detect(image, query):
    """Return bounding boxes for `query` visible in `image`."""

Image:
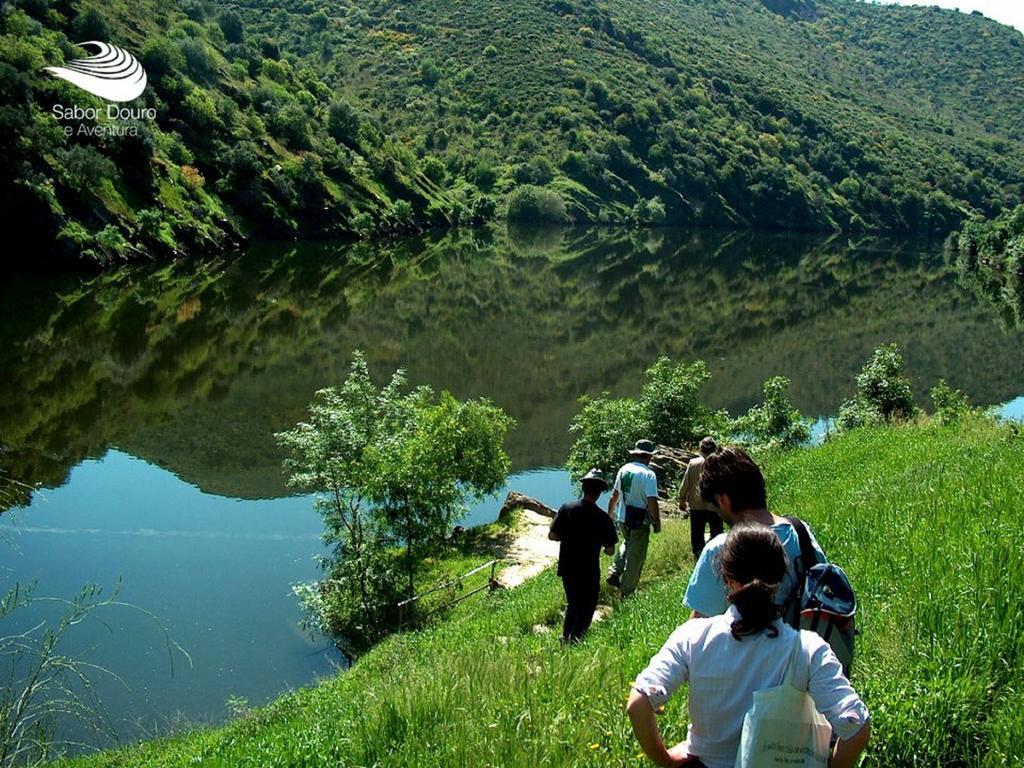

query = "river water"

[1,226,1022,749]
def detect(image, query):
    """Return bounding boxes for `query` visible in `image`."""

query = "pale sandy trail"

[495,509,561,589]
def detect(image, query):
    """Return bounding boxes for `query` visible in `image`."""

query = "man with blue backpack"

[683,446,857,675]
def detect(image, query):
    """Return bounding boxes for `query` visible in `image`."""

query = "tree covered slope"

[3,0,1023,266]
[237,0,1024,230]
[1,0,461,267]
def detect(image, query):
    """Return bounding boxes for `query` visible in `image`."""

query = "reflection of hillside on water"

[1,226,1021,505]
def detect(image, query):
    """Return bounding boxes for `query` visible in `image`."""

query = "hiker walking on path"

[606,439,661,598]
[548,469,618,644]
[683,446,826,621]
[677,436,722,561]
[628,524,870,768]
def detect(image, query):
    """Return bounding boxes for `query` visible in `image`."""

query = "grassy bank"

[62,415,1023,767]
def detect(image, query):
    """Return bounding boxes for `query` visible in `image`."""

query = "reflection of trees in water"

[1,227,1022,507]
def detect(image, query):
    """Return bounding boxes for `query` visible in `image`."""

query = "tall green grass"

[62,416,1023,767]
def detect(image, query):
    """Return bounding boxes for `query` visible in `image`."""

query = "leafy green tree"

[276,353,407,644]
[267,102,310,149]
[141,37,186,79]
[567,357,726,476]
[277,353,514,640]
[732,376,811,449]
[217,10,245,44]
[422,156,447,184]
[71,8,110,41]
[372,389,513,596]
[837,343,918,431]
[326,99,360,145]
[930,379,972,425]
[567,396,645,478]
[640,358,724,448]
[179,39,216,80]
[392,199,414,223]
[56,146,117,192]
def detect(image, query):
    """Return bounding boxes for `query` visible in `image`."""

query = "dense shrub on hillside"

[505,185,568,223]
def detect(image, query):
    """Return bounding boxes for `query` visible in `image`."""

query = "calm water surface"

[1,226,1022,748]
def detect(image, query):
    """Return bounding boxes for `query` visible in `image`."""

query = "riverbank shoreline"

[53,413,1024,766]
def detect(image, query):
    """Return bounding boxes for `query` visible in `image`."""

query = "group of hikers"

[547,439,871,768]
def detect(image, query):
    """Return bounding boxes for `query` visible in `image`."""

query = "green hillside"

[1,0,460,266]
[3,0,1024,266]
[236,0,1024,230]
[57,415,1024,766]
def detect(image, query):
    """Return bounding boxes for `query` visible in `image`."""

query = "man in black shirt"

[549,469,619,644]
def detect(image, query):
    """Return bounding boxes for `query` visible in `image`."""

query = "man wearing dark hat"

[548,469,618,643]
[605,439,661,597]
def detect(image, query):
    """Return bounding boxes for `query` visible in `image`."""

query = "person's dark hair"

[717,523,787,639]
[699,446,767,511]
[581,479,605,497]
[699,436,717,456]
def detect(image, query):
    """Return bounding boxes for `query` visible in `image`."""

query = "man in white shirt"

[606,439,661,597]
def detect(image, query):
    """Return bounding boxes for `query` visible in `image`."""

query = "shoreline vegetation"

[53,412,1024,767]
[949,205,1024,329]
[5,0,1024,267]
[40,342,1024,766]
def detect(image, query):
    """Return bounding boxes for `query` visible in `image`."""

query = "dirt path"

[495,509,561,589]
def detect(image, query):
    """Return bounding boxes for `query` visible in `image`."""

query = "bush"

[930,379,971,425]
[56,145,118,192]
[837,343,918,431]
[422,156,447,184]
[71,8,110,41]
[505,185,568,224]
[267,102,310,149]
[351,212,375,238]
[327,100,360,145]
[141,37,186,79]
[631,196,667,225]
[567,357,727,476]
[393,199,414,223]
[217,10,244,44]
[732,376,810,449]
[471,157,498,190]
[179,38,216,80]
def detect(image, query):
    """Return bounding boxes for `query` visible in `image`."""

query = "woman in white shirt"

[626,523,870,768]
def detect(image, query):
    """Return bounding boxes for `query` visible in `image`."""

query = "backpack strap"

[785,516,817,573]
[782,516,816,628]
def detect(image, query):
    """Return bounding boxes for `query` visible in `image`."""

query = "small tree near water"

[567,357,727,477]
[732,376,811,450]
[836,343,918,431]
[277,352,513,646]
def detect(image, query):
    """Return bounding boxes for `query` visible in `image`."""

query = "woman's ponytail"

[727,577,781,638]
[716,523,788,639]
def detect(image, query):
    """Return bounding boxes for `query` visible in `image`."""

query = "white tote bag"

[735,634,831,768]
